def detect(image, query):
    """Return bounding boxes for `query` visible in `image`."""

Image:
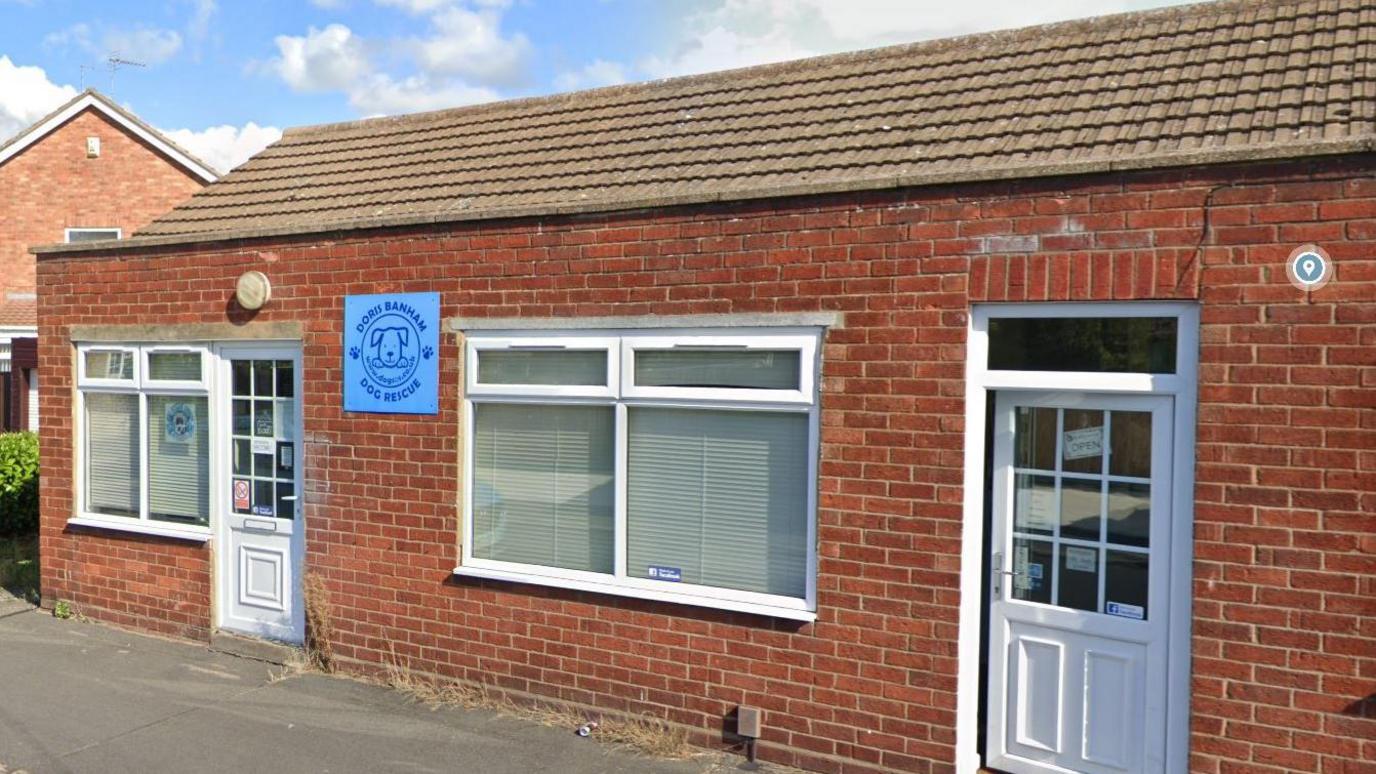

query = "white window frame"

[64,227,122,243]
[72,342,214,541]
[457,327,821,621]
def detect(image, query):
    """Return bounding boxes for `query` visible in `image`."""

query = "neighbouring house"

[0,89,217,430]
[32,2,1376,773]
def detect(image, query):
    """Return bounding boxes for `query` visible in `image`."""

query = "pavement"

[0,607,745,774]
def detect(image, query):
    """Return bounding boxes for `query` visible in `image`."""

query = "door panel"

[987,392,1171,774]
[218,350,303,644]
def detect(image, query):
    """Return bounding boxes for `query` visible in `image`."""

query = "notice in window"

[1063,425,1104,460]
[164,402,197,444]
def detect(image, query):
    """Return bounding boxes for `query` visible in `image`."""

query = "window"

[76,344,210,533]
[64,228,122,243]
[987,316,1177,373]
[461,329,820,619]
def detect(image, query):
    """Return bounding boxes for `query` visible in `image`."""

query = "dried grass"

[303,573,335,673]
[381,647,692,760]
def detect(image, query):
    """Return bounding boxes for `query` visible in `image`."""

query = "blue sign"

[343,292,440,414]
[646,565,682,582]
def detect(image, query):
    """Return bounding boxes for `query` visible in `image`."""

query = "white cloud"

[163,122,283,174]
[349,73,497,114]
[186,0,217,42]
[104,27,184,65]
[0,56,78,142]
[375,0,454,13]
[553,59,628,93]
[412,5,530,87]
[642,0,1195,78]
[270,24,372,92]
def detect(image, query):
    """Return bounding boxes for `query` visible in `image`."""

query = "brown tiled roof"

[0,299,36,328]
[59,0,1376,251]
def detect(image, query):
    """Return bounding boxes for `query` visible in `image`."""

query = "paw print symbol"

[422,345,435,360]
[348,346,360,360]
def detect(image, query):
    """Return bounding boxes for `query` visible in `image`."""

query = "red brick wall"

[0,107,205,299]
[37,155,1376,774]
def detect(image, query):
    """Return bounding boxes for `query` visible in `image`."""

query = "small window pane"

[1015,407,1056,470]
[232,360,252,396]
[253,360,274,396]
[148,352,201,381]
[232,399,252,435]
[477,350,607,386]
[67,229,120,243]
[1106,482,1151,548]
[253,451,274,478]
[1058,545,1099,613]
[1013,473,1055,536]
[276,482,296,520]
[147,395,209,526]
[233,438,251,476]
[988,317,1177,373]
[626,408,808,598]
[253,401,274,437]
[1062,409,1104,474]
[85,350,133,380]
[276,442,295,478]
[275,360,294,398]
[634,349,800,390]
[1110,411,1152,477]
[1060,477,1102,542]
[1011,537,1052,605]
[472,404,614,573]
[85,393,140,517]
[1105,550,1149,620]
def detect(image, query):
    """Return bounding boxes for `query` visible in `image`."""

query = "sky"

[0,0,1192,174]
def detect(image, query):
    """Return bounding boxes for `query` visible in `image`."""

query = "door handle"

[991,551,1018,597]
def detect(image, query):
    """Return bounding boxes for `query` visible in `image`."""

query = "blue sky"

[0,0,1189,173]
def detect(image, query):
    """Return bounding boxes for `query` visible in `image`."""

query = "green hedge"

[0,432,38,536]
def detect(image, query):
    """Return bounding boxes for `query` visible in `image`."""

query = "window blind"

[472,403,614,572]
[85,393,140,517]
[634,350,799,389]
[146,395,209,525]
[477,349,607,386]
[148,352,202,381]
[627,408,808,597]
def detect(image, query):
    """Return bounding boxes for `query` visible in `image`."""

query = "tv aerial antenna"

[104,54,145,93]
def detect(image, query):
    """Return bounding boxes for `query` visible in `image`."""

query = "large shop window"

[76,344,211,537]
[461,330,820,620]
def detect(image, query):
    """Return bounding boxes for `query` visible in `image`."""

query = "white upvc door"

[215,344,304,644]
[986,390,1174,774]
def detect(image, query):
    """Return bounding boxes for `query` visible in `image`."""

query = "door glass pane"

[233,438,251,476]
[987,316,1177,373]
[253,479,275,517]
[276,441,295,478]
[634,350,800,390]
[1058,545,1099,612]
[276,482,296,521]
[275,360,294,397]
[253,451,274,478]
[147,351,201,381]
[1013,474,1055,536]
[233,399,251,435]
[1015,407,1056,470]
[1061,409,1104,474]
[232,360,251,395]
[1106,482,1151,548]
[1011,537,1052,605]
[85,350,134,380]
[85,393,140,517]
[147,395,209,525]
[253,360,274,396]
[253,400,274,436]
[627,407,808,598]
[477,349,608,386]
[1105,550,1149,620]
[472,403,614,573]
[1110,411,1152,477]
[1059,477,1102,542]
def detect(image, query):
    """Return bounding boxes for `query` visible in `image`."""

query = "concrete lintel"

[69,321,304,343]
[446,311,843,333]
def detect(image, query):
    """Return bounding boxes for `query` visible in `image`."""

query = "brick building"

[33,2,1375,773]
[0,89,217,428]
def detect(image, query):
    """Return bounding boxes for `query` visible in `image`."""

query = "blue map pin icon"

[1294,251,1325,283]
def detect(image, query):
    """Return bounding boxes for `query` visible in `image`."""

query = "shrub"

[0,432,38,536]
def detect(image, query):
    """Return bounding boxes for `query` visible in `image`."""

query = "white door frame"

[212,341,306,643]
[954,301,1199,774]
